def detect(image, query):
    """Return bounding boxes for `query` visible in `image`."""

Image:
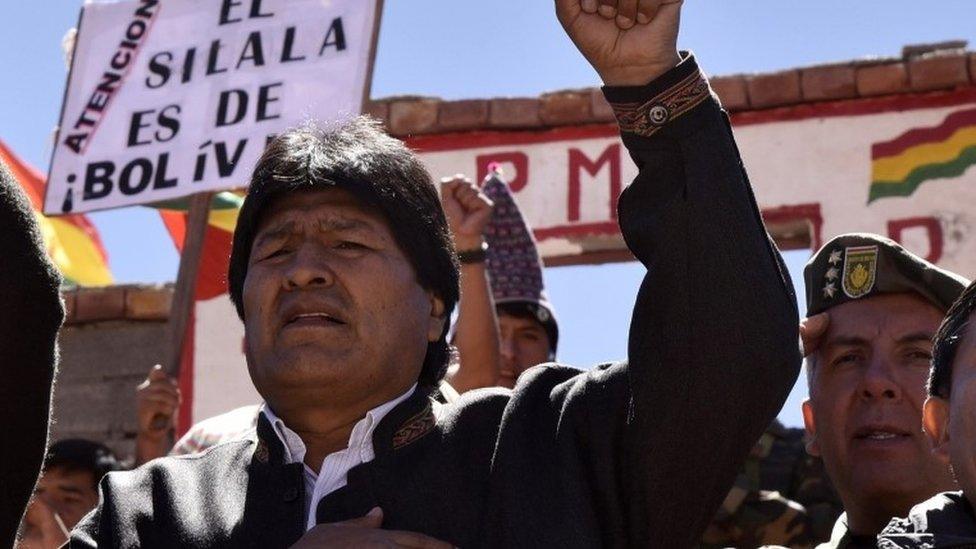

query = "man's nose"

[283,243,335,290]
[859,357,902,402]
[500,335,516,365]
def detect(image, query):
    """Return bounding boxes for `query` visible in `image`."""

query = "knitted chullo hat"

[482,167,559,355]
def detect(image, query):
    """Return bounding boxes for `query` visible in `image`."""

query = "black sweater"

[72,55,800,548]
[0,159,65,547]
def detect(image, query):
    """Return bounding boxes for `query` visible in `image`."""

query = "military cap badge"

[842,245,878,299]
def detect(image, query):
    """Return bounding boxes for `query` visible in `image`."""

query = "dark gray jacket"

[878,492,976,548]
[70,55,800,549]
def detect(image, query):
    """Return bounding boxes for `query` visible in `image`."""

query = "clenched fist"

[136,364,181,439]
[440,175,494,252]
[556,0,683,86]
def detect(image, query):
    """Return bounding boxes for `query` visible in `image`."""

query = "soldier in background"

[701,420,843,548]
[800,234,967,548]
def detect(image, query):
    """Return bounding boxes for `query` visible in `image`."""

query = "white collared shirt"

[260,384,416,531]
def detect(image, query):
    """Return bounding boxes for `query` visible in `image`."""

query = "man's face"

[243,188,445,415]
[33,467,98,530]
[497,312,551,388]
[926,315,976,505]
[803,293,955,514]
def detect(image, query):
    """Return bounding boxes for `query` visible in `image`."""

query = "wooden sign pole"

[166,191,213,378]
[150,191,212,433]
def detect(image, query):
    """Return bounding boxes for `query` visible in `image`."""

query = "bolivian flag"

[869,107,976,203]
[0,139,112,286]
[154,192,242,301]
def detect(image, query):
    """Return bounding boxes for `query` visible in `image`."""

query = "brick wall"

[51,285,173,462]
[365,42,974,137]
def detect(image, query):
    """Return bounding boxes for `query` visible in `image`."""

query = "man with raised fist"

[71,2,798,547]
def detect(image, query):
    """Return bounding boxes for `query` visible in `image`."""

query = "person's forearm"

[135,433,171,466]
[608,55,801,545]
[447,261,501,393]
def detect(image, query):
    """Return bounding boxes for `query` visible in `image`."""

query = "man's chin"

[254,349,355,385]
[848,460,934,502]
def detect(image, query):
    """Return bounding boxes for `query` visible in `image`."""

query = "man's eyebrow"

[896,332,935,345]
[317,216,374,232]
[57,484,85,495]
[823,335,871,349]
[253,221,296,247]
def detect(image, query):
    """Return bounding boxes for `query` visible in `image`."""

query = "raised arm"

[440,176,501,393]
[557,1,801,544]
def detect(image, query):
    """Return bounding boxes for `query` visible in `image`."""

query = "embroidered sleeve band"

[608,68,712,137]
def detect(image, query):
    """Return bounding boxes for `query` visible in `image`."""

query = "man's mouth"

[284,312,347,327]
[852,425,912,442]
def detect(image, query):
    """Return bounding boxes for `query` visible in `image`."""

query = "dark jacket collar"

[253,385,438,468]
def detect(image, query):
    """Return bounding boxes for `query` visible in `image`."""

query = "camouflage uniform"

[877,492,976,548]
[700,421,844,548]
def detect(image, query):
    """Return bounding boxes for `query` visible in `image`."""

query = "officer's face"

[803,293,955,519]
[243,188,444,420]
[497,313,551,388]
[924,314,976,506]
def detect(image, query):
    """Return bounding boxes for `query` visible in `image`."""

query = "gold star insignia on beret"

[825,267,839,281]
[828,250,843,265]
[823,282,837,298]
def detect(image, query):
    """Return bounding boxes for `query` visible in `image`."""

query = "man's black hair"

[228,117,460,388]
[929,280,976,399]
[44,439,122,490]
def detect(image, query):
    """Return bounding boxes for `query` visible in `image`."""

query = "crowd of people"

[4,1,976,547]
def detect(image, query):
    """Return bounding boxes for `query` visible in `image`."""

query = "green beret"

[804,233,969,316]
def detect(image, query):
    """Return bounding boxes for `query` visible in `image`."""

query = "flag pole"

[151,191,212,432]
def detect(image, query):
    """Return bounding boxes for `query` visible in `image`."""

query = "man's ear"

[923,396,952,464]
[802,399,821,457]
[426,292,447,342]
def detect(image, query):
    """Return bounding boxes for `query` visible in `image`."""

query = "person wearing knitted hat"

[440,169,558,392]
[798,233,968,548]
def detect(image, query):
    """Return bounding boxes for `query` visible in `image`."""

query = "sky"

[2,1,975,427]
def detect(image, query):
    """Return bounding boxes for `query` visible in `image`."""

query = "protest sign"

[45,0,381,214]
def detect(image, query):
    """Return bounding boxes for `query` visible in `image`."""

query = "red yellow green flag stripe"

[151,192,242,301]
[0,139,113,286]
[869,107,976,203]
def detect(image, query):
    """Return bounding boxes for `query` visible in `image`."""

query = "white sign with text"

[46,0,379,214]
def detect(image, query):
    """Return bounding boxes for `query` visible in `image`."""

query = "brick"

[362,100,389,127]
[62,289,77,324]
[970,53,976,85]
[856,62,908,96]
[489,98,541,128]
[74,287,126,322]
[589,88,616,122]
[746,70,801,109]
[908,53,969,91]
[125,286,172,320]
[710,75,749,110]
[437,99,489,131]
[801,65,856,101]
[540,91,591,125]
[388,98,439,136]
